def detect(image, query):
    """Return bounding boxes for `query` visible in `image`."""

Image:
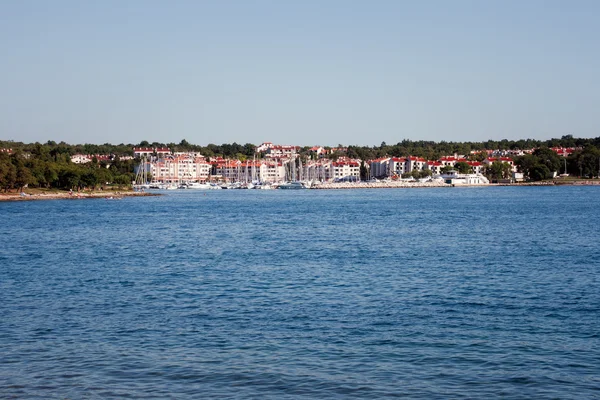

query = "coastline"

[1,179,598,200]
[0,190,160,202]
[313,180,600,189]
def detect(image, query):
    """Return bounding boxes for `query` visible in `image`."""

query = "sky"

[1,0,599,146]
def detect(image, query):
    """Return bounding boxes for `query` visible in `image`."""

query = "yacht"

[440,170,489,185]
[277,181,306,190]
[186,183,209,190]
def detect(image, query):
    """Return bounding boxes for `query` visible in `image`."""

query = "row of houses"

[143,152,521,183]
[254,142,348,159]
[73,144,585,183]
[143,154,361,183]
[369,155,516,178]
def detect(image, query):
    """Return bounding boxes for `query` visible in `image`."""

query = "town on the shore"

[1,136,599,192]
[89,141,589,189]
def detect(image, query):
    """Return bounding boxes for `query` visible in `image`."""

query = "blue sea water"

[1,187,599,399]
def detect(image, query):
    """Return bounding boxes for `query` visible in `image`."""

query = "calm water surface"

[1,187,599,399]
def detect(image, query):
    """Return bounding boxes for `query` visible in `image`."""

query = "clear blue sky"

[1,0,598,146]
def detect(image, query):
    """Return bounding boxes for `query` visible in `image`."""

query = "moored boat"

[277,181,306,190]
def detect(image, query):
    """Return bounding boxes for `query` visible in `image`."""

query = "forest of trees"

[0,145,136,192]
[1,135,599,191]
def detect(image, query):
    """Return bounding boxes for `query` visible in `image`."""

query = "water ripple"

[1,187,599,398]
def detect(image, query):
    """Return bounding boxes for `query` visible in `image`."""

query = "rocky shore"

[0,190,159,202]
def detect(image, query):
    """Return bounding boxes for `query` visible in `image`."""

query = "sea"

[1,186,599,399]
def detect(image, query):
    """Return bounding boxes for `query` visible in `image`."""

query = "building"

[255,142,300,159]
[308,146,325,157]
[331,158,360,181]
[369,157,390,179]
[405,156,427,173]
[426,161,443,175]
[255,142,274,153]
[264,145,300,159]
[133,147,171,158]
[71,154,92,164]
[484,157,517,172]
[467,161,484,174]
[389,157,406,176]
[551,147,578,157]
[150,154,211,183]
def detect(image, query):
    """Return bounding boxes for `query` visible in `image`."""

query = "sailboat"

[278,157,306,189]
[134,156,151,189]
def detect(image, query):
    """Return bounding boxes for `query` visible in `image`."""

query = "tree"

[80,170,99,189]
[468,152,487,162]
[44,164,59,187]
[455,161,472,174]
[0,158,16,192]
[96,167,113,186]
[359,161,368,181]
[533,147,561,175]
[420,169,432,178]
[58,167,81,189]
[571,145,600,177]
[243,143,256,157]
[15,163,34,191]
[486,162,512,180]
[179,139,190,150]
[530,164,551,181]
[114,174,131,189]
[347,146,359,159]
[515,154,538,179]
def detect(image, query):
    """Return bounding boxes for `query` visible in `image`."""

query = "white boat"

[439,171,489,185]
[277,181,306,190]
[257,183,274,190]
[186,182,213,190]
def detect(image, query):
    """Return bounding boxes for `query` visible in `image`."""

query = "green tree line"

[2,135,599,190]
[0,149,135,192]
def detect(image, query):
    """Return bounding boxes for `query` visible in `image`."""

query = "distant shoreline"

[1,180,598,201]
[0,190,159,202]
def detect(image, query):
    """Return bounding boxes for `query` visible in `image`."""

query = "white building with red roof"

[368,157,390,178]
[255,142,274,153]
[389,157,407,176]
[264,145,300,159]
[150,154,210,183]
[331,158,360,180]
[259,160,286,182]
[484,157,516,172]
[467,161,484,174]
[308,146,325,156]
[551,147,578,157]
[426,161,443,175]
[405,156,428,173]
